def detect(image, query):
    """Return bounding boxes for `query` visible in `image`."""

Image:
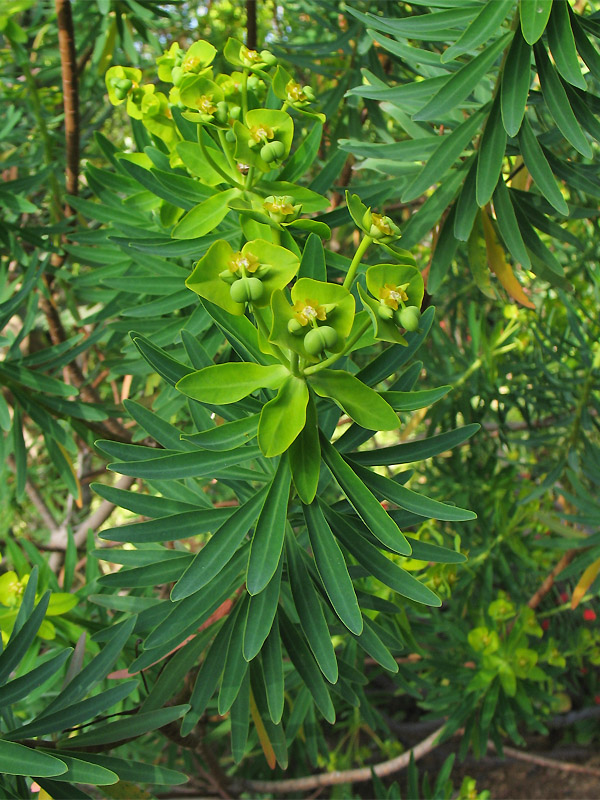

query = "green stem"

[253,306,290,368]
[217,129,238,173]
[342,235,372,291]
[242,68,249,118]
[304,317,371,376]
[199,130,244,189]
[271,225,281,246]
[245,165,255,190]
[290,351,300,377]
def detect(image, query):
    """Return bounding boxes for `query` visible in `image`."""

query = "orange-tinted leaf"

[571,557,600,610]
[249,689,276,769]
[482,208,535,309]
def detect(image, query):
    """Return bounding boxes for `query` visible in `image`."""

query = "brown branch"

[488,740,600,778]
[55,0,79,214]
[234,724,448,794]
[527,550,576,611]
[246,0,257,49]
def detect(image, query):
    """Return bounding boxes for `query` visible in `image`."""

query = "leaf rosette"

[359,264,424,344]
[270,278,355,360]
[186,239,299,315]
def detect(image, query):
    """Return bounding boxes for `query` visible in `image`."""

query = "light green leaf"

[171,189,239,239]
[257,376,309,457]
[177,362,288,404]
[309,370,398,431]
[40,754,118,786]
[442,0,514,62]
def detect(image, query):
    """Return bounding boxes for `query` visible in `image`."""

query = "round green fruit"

[260,140,285,163]
[397,306,421,331]
[230,277,264,304]
[304,325,338,356]
[377,304,394,321]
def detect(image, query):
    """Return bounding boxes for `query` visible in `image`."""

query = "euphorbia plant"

[94,37,479,770]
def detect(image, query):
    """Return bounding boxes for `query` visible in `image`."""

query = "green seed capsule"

[215,102,229,124]
[219,269,237,285]
[230,277,264,304]
[397,306,421,331]
[230,105,242,120]
[304,326,338,356]
[260,140,285,163]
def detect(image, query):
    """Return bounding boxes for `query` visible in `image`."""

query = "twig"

[527,550,576,611]
[233,724,447,794]
[7,455,59,533]
[55,0,79,215]
[488,740,600,778]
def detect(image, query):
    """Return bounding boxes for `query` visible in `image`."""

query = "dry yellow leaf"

[250,689,276,769]
[571,557,600,610]
[482,208,535,309]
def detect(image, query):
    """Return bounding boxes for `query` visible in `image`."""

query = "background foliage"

[1,1,599,798]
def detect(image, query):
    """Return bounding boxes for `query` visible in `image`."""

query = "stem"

[199,131,244,189]
[245,165,255,190]
[217,129,238,173]
[242,68,249,119]
[290,351,300,377]
[55,0,79,216]
[342,235,372,290]
[253,306,290,368]
[304,317,371,376]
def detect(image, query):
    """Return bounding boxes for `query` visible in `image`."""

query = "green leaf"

[279,610,335,723]
[171,489,268,601]
[298,233,327,281]
[381,386,452,411]
[403,110,484,203]
[453,159,479,242]
[177,363,288,404]
[286,531,338,683]
[352,462,476,522]
[347,5,480,40]
[58,706,189,748]
[546,0,587,89]
[100,507,232,544]
[182,415,260,451]
[247,457,291,595]
[492,179,531,268]
[171,189,239,239]
[321,436,411,556]
[0,649,72,707]
[53,752,187,786]
[261,621,285,723]
[501,28,532,137]
[534,43,592,157]
[309,370,398,431]
[41,617,136,714]
[288,395,321,504]
[0,363,77,397]
[327,507,441,607]
[39,754,118,785]
[304,501,362,634]
[187,610,239,719]
[218,597,250,714]
[351,617,399,673]
[413,33,511,121]
[243,556,283,661]
[0,740,66,777]
[107,446,263,480]
[520,0,553,45]
[279,122,323,182]
[131,333,190,387]
[257,376,309,457]
[0,592,50,685]
[230,671,250,764]
[517,117,569,215]
[442,0,514,62]
[476,95,506,207]
[349,423,480,466]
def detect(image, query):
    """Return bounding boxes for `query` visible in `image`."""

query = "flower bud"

[397,306,421,331]
[287,318,304,335]
[230,105,242,120]
[377,304,395,321]
[225,129,236,142]
[304,325,338,356]
[260,50,277,66]
[303,86,315,101]
[215,101,229,125]
[260,140,285,163]
[230,276,265,304]
[219,269,237,285]
[171,66,184,86]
